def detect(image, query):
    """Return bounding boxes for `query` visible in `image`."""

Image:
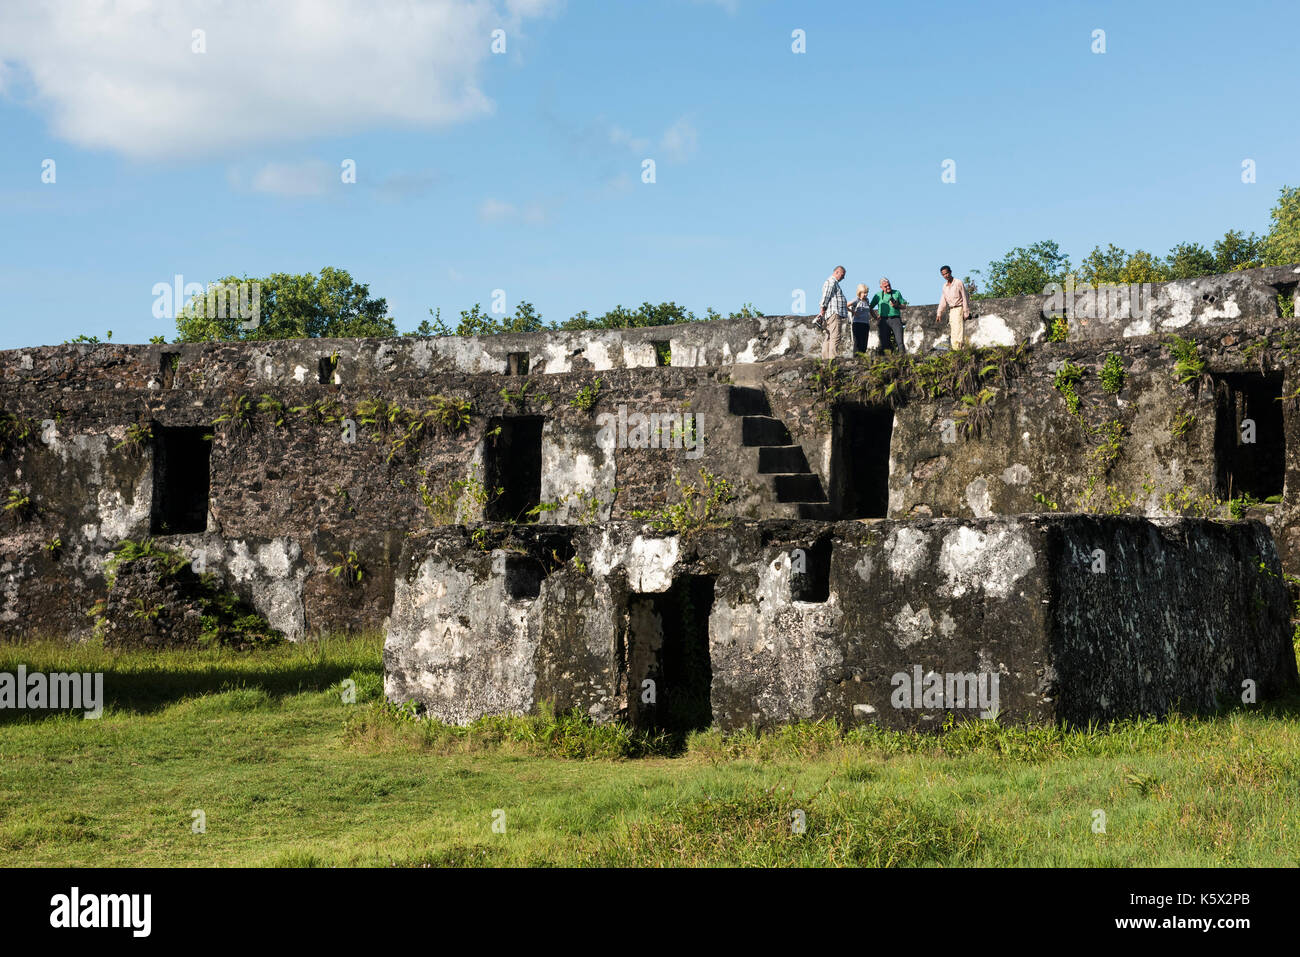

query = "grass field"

[1,635,1298,867]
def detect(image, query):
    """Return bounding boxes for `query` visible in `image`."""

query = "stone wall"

[385,518,1297,729]
[3,264,1300,653]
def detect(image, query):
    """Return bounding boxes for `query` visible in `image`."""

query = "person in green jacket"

[869,278,907,354]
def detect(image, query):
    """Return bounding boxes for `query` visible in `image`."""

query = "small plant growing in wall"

[1228,493,1261,519]
[630,469,737,536]
[1099,353,1125,394]
[1166,334,1208,387]
[1032,492,1059,511]
[1171,410,1196,440]
[523,500,563,522]
[573,488,616,524]
[4,487,34,522]
[954,387,998,437]
[1046,315,1068,343]
[213,394,255,433]
[1053,361,1086,417]
[44,536,63,558]
[329,550,365,588]
[419,466,501,524]
[569,378,603,413]
[256,394,288,428]
[0,411,38,456]
[500,380,532,411]
[113,422,154,452]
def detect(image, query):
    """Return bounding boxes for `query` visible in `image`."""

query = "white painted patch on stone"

[885,526,930,580]
[623,536,680,592]
[965,477,993,518]
[938,525,1036,599]
[1001,464,1031,486]
[969,313,1016,347]
[891,602,934,648]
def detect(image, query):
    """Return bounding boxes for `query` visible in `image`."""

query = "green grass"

[1,636,1298,866]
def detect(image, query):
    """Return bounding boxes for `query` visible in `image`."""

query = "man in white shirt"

[937,265,971,349]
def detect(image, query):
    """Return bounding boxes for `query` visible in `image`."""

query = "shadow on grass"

[0,657,379,722]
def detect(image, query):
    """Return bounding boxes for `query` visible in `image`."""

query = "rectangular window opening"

[651,341,671,367]
[503,554,543,600]
[484,416,544,522]
[150,425,212,535]
[318,355,339,385]
[506,352,530,376]
[790,538,832,602]
[160,352,180,390]
[1214,372,1285,501]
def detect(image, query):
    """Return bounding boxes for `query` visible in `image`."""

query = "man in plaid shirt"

[817,265,848,360]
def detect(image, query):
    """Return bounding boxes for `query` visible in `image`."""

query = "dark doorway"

[150,426,212,534]
[1213,373,1285,500]
[831,403,894,518]
[626,575,715,735]
[485,416,544,522]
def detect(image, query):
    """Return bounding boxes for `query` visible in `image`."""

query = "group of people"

[816,265,971,360]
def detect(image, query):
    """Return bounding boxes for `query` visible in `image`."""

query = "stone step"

[727,385,771,417]
[757,445,810,474]
[772,472,827,503]
[741,415,792,446]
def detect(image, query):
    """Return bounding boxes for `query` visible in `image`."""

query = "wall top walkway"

[2,264,1297,391]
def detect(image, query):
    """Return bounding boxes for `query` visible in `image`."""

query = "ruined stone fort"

[3,264,1300,731]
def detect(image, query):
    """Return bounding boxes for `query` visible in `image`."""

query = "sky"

[0,0,1297,349]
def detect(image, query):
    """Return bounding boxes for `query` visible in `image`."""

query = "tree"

[1078,244,1128,286]
[1165,242,1217,279]
[972,241,1072,299]
[175,267,395,342]
[1263,186,1300,266]
[557,301,696,330]
[1116,249,1168,284]
[1213,230,1264,272]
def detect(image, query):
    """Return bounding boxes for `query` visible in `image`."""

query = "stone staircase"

[728,386,830,518]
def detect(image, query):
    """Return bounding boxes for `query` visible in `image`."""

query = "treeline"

[969,185,1300,299]
[409,301,761,338]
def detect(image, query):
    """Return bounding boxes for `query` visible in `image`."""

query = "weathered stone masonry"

[2,264,1299,726]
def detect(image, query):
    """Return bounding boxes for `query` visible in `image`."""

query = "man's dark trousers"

[877,315,905,354]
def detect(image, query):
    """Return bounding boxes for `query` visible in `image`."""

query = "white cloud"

[660,118,698,162]
[609,125,649,153]
[0,0,561,160]
[231,159,335,197]
[478,197,546,224]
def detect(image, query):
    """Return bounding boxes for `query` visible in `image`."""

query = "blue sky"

[0,0,1296,349]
